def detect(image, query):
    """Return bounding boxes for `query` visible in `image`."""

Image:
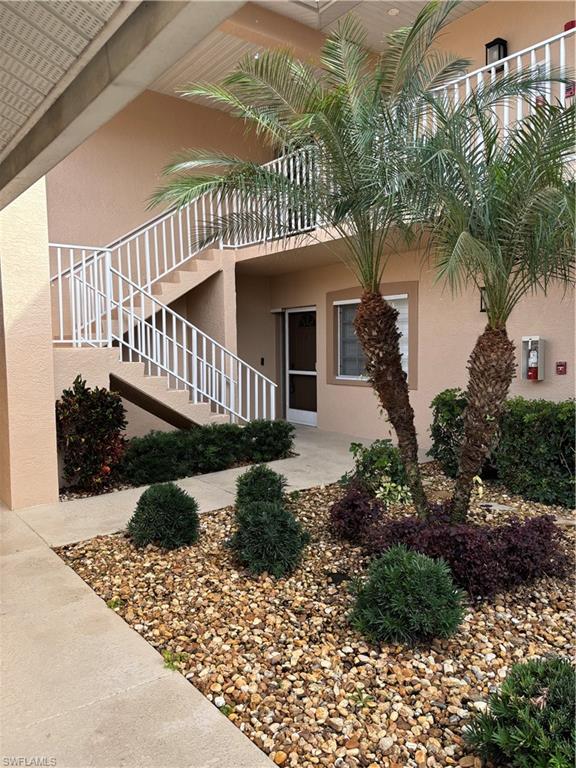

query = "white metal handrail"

[49,29,574,291]
[55,257,276,422]
[426,27,574,136]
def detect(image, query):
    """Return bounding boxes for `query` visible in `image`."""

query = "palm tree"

[151,0,472,517]
[418,101,575,520]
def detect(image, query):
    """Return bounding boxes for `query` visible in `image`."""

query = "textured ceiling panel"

[0,0,122,157]
[152,0,486,104]
[152,28,267,105]
[256,0,486,48]
[332,0,487,50]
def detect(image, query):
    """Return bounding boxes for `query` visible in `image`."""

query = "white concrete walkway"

[17,425,362,547]
[0,426,361,768]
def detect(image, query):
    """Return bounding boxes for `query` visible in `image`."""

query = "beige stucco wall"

[439,2,573,70]
[170,262,237,351]
[0,178,59,509]
[236,248,574,450]
[53,348,175,440]
[236,274,277,381]
[46,90,271,246]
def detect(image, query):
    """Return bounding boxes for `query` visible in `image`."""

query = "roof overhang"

[0,0,243,209]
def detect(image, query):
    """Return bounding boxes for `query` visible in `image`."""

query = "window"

[336,294,409,379]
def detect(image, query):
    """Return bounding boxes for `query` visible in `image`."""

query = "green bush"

[465,657,575,768]
[127,483,199,549]
[230,500,309,577]
[236,464,287,508]
[497,398,575,508]
[428,390,575,507]
[242,419,294,462]
[343,440,410,504]
[121,420,295,487]
[56,375,127,492]
[428,388,468,478]
[191,423,245,473]
[349,545,464,644]
[120,431,190,486]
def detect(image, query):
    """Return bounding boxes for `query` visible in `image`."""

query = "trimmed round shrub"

[127,483,199,549]
[465,657,575,768]
[329,485,384,544]
[350,545,464,644]
[242,419,295,462]
[231,500,309,578]
[236,464,286,508]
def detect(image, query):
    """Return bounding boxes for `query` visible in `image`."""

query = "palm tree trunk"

[451,325,515,521]
[354,291,428,517]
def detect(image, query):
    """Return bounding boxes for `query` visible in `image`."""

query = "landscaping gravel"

[57,465,574,768]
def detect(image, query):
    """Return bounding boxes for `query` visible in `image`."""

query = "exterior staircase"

[49,196,277,425]
[148,250,220,307]
[48,26,574,428]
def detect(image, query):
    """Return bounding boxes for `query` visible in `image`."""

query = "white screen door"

[285,307,317,426]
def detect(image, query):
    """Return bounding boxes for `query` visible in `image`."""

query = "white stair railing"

[49,29,573,417]
[58,258,276,422]
[50,28,575,296]
[425,28,574,135]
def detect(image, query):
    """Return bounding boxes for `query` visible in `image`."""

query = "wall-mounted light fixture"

[480,287,487,312]
[485,38,508,72]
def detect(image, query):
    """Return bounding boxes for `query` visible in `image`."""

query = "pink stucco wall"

[235,247,574,451]
[46,90,271,246]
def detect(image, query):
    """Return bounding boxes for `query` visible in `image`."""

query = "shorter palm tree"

[419,101,575,520]
[151,2,473,517]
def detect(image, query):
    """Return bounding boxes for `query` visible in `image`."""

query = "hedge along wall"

[429,391,575,508]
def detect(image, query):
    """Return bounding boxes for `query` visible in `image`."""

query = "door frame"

[284,306,317,426]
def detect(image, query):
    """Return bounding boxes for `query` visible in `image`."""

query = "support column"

[0,177,59,509]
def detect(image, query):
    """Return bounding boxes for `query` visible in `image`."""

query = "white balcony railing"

[426,28,574,133]
[49,29,574,421]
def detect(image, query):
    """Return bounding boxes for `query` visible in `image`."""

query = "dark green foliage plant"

[56,375,127,492]
[465,656,575,768]
[191,423,245,472]
[127,482,199,549]
[235,464,286,508]
[428,391,575,507]
[349,545,464,644]
[344,440,408,496]
[428,388,468,478]
[120,430,190,486]
[230,500,309,577]
[497,398,575,508]
[121,419,295,487]
[242,419,294,462]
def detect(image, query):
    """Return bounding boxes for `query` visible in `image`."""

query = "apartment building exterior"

[1,0,574,510]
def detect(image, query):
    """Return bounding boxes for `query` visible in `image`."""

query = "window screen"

[337,296,408,378]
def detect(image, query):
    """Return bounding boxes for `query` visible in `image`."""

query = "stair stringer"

[53,347,227,429]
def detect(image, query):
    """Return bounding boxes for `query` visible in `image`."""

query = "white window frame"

[335,294,409,381]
